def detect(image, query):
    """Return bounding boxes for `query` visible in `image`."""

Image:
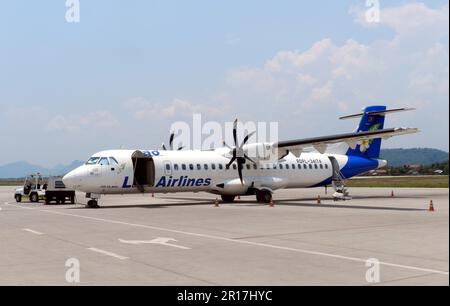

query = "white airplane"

[63,106,418,208]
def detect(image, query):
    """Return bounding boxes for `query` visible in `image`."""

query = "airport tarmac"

[0,186,448,286]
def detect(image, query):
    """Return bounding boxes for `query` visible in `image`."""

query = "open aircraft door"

[131,151,155,192]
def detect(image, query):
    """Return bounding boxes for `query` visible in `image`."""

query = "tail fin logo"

[359,123,381,152]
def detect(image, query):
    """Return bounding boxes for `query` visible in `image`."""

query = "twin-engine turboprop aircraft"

[63,106,418,208]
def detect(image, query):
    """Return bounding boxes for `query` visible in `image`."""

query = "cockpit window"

[99,157,110,166]
[109,157,119,165]
[86,157,101,165]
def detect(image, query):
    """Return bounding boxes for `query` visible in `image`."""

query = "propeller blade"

[233,119,238,146]
[226,156,236,169]
[161,143,167,151]
[240,131,256,148]
[237,161,244,185]
[244,153,257,165]
[222,140,232,149]
[169,132,175,150]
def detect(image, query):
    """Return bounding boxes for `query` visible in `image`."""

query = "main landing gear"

[221,195,236,203]
[256,190,272,204]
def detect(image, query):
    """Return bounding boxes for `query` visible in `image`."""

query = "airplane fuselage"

[64,149,383,196]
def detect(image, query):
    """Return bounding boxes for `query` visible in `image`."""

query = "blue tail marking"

[346,105,386,159]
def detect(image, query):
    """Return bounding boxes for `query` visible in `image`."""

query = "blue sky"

[0,1,448,167]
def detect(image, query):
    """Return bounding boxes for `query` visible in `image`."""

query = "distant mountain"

[0,160,84,179]
[380,148,449,167]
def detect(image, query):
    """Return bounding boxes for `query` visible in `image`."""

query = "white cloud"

[47,111,119,133]
[125,97,224,119]
[218,3,449,148]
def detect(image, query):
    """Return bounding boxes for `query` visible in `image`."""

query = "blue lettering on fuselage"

[141,150,160,157]
[155,176,212,188]
[122,176,132,188]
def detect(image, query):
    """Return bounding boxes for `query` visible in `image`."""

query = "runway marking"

[4,203,35,210]
[87,247,129,260]
[23,228,43,235]
[4,202,448,276]
[119,238,191,250]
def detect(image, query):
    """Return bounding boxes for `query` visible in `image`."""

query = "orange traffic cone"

[317,195,321,204]
[269,199,274,207]
[428,200,435,212]
[214,198,220,207]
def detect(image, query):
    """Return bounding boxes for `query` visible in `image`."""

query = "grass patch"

[0,180,22,186]
[348,175,449,188]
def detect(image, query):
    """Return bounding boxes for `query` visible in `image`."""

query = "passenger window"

[292,164,296,169]
[309,164,313,169]
[166,164,171,171]
[303,164,307,169]
[273,164,277,169]
[246,164,250,170]
[99,158,109,166]
[197,164,201,170]
[189,164,194,170]
[320,164,323,169]
[314,164,318,169]
[279,164,283,170]
[297,164,301,169]
[211,164,216,170]
[218,164,223,170]
[286,164,290,170]
[204,164,209,170]
[174,164,179,171]
[182,164,187,170]
[232,164,237,170]
[253,164,257,170]
[325,164,329,169]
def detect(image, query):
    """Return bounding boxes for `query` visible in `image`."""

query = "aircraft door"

[328,156,346,192]
[99,157,116,185]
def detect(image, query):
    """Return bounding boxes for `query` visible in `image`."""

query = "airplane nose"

[63,168,82,189]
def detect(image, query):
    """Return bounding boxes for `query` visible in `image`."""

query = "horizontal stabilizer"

[339,107,416,120]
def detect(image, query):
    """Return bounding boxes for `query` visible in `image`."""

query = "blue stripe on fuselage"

[310,155,379,187]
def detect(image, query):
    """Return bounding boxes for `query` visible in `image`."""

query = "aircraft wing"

[274,127,419,156]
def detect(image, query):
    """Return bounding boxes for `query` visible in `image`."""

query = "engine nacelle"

[243,143,273,160]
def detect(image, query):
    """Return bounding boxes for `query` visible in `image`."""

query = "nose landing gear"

[85,193,101,208]
[86,200,99,208]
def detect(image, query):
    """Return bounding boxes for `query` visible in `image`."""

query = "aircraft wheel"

[86,200,99,208]
[221,195,236,203]
[256,193,263,203]
[257,190,272,204]
[15,194,22,203]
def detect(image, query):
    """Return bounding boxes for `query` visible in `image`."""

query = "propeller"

[224,119,257,185]
[161,132,184,151]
